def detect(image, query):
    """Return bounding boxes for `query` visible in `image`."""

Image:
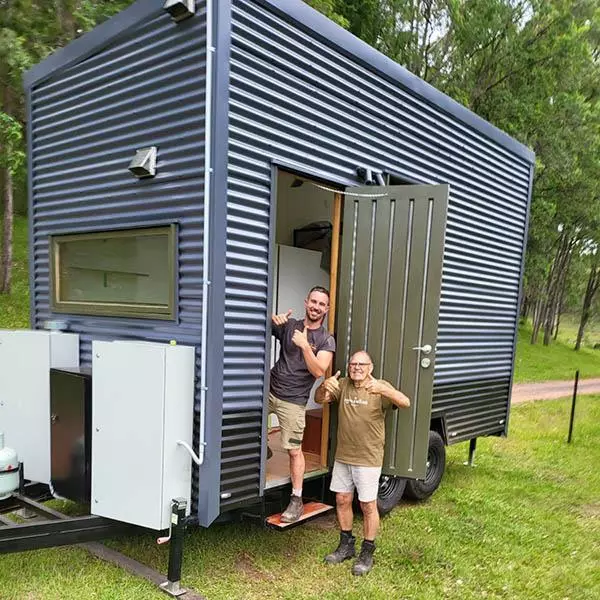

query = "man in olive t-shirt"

[316,350,410,576]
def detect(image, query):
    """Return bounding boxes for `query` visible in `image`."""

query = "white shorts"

[330,460,382,503]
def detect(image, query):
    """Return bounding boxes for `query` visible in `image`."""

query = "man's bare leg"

[359,500,379,540]
[336,492,354,530]
[289,447,305,491]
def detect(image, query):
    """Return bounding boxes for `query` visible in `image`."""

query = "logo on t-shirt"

[344,397,368,406]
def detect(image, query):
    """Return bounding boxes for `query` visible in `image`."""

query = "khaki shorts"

[330,460,382,502]
[268,393,306,450]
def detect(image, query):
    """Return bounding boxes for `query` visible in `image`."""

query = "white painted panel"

[162,345,195,525]
[0,330,79,484]
[92,340,195,530]
[92,341,165,529]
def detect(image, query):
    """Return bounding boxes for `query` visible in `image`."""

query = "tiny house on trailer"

[1,0,533,574]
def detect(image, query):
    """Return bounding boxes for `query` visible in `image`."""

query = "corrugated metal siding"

[220,0,531,504]
[29,7,207,510]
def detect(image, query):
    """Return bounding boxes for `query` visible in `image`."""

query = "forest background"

[2,0,600,352]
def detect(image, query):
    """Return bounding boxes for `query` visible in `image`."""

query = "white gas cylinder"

[0,432,19,500]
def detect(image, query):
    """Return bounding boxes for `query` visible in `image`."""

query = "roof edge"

[23,0,164,90]
[255,0,535,164]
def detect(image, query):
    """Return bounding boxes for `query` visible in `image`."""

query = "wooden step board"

[266,502,334,529]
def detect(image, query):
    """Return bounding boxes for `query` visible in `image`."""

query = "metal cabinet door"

[336,184,448,478]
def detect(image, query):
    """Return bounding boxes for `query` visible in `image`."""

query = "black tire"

[404,431,446,501]
[376,475,407,516]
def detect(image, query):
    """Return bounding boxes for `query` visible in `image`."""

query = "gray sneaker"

[280,495,303,523]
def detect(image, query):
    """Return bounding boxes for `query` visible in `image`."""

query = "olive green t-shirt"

[330,377,393,467]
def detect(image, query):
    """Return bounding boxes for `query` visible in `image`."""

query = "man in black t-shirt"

[270,286,336,522]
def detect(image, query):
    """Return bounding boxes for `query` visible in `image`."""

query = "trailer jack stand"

[464,438,477,467]
[159,498,188,598]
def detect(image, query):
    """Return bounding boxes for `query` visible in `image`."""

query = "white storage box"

[91,340,195,530]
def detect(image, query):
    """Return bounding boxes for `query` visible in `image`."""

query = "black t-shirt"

[270,318,336,406]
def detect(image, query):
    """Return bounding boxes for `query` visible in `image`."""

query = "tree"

[0,112,24,293]
[0,5,34,293]
[306,0,349,27]
[576,248,600,350]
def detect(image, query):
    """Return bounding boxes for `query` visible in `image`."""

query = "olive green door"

[335,184,449,479]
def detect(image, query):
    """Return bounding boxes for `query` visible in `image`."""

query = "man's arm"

[272,309,293,340]
[302,348,333,379]
[291,327,333,378]
[315,371,341,404]
[365,377,410,408]
[272,309,292,326]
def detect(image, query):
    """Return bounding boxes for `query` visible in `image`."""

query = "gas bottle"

[0,432,19,500]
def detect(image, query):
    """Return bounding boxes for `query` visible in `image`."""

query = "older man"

[316,350,410,575]
[270,286,335,522]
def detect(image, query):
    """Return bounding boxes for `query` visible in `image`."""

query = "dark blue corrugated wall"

[218,0,532,507]
[28,5,208,512]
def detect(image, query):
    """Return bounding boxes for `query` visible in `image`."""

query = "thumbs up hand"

[323,370,342,395]
[365,377,386,395]
[292,326,310,350]
[272,308,293,326]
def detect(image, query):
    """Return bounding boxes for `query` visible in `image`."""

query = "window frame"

[50,225,177,320]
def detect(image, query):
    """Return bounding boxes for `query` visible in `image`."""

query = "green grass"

[0,216,30,329]
[514,322,600,383]
[554,313,600,349]
[1,397,598,599]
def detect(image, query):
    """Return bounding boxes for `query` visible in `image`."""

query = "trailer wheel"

[376,475,406,516]
[404,431,446,501]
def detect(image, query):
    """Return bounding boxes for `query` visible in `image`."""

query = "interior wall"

[276,172,334,245]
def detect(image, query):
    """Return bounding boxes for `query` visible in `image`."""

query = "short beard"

[305,311,324,326]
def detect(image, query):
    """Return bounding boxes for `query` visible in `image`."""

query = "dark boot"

[352,540,375,576]
[324,532,356,564]
[280,495,303,523]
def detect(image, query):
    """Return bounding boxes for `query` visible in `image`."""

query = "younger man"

[270,286,335,522]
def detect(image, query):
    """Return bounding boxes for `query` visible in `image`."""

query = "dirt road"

[511,378,600,404]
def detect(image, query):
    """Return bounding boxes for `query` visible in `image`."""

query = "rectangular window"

[51,226,176,320]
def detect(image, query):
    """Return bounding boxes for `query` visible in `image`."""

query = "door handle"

[412,344,432,354]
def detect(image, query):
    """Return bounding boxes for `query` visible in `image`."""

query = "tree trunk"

[575,261,600,351]
[521,295,530,322]
[553,273,568,340]
[0,165,13,294]
[531,297,543,344]
[55,0,77,42]
[553,309,561,340]
[543,234,572,345]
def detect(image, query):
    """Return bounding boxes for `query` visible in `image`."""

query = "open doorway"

[265,170,342,489]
